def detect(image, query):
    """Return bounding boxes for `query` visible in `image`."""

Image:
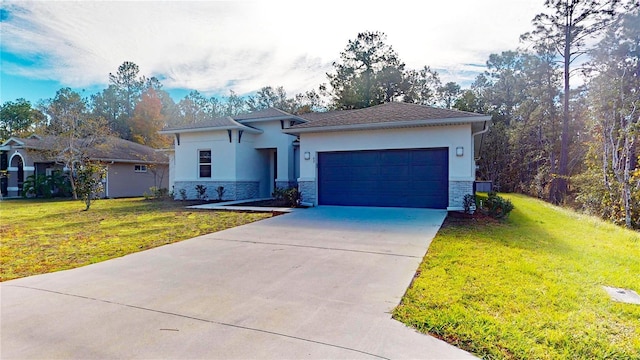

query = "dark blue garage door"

[318,148,448,209]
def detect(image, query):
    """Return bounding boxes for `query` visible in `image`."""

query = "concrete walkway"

[1,206,476,359]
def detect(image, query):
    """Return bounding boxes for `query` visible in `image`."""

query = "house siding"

[106,163,169,198]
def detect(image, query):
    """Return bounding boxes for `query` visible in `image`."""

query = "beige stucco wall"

[106,163,169,198]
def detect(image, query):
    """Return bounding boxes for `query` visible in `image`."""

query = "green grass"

[393,194,640,359]
[0,198,271,281]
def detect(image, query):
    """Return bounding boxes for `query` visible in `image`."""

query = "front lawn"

[0,198,271,281]
[394,194,640,359]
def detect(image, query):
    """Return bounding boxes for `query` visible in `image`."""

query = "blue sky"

[1,0,545,105]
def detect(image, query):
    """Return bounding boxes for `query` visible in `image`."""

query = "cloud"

[0,0,545,97]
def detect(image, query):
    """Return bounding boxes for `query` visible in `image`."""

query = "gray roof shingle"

[292,102,487,129]
[11,135,168,164]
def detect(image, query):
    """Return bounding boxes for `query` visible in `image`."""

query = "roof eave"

[237,115,308,124]
[93,158,169,165]
[159,124,263,135]
[284,116,491,134]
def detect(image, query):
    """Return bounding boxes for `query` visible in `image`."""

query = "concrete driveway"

[1,206,475,359]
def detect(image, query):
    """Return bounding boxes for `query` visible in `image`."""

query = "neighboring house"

[161,102,491,210]
[0,135,169,198]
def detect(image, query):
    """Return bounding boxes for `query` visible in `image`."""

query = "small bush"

[144,186,169,200]
[195,184,207,201]
[463,194,476,214]
[272,186,301,207]
[179,188,187,201]
[215,186,225,201]
[480,191,514,219]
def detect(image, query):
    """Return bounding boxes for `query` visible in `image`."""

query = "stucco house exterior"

[0,135,169,198]
[160,108,304,200]
[161,102,490,210]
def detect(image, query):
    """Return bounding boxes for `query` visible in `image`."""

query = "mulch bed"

[443,210,500,228]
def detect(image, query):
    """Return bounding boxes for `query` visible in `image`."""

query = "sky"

[0,0,547,105]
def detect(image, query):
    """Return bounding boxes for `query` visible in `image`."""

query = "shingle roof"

[10,135,168,164]
[291,102,487,130]
[161,116,239,132]
[161,108,301,133]
[233,107,293,121]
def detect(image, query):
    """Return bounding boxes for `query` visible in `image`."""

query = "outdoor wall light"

[304,151,311,160]
[456,146,464,157]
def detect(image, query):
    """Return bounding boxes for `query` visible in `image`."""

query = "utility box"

[474,181,493,193]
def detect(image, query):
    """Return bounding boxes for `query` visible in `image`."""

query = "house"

[160,102,491,210]
[159,108,304,200]
[0,135,169,198]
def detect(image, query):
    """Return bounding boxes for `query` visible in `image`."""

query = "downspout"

[472,121,490,161]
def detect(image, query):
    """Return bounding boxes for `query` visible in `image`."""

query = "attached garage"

[318,148,448,208]
[285,102,492,210]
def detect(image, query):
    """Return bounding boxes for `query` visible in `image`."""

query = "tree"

[0,99,45,140]
[107,61,146,139]
[402,66,442,106]
[129,88,171,148]
[522,0,620,203]
[224,90,248,116]
[437,82,462,109]
[247,86,291,111]
[578,6,640,228]
[91,85,123,137]
[75,162,106,211]
[327,31,406,109]
[42,88,111,202]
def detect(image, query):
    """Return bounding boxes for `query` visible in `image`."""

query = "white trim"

[23,166,35,171]
[7,187,19,191]
[284,116,492,134]
[7,167,18,171]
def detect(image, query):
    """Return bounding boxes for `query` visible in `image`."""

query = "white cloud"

[1,0,545,97]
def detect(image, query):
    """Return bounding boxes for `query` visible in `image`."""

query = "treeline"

[1,0,638,228]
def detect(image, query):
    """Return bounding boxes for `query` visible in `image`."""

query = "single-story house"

[0,135,169,198]
[160,102,491,210]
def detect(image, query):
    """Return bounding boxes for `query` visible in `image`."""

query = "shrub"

[144,186,169,200]
[463,194,476,214]
[272,186,301,207]
[480,191,514,219]
[22,171,71,199]
[195,184,207,201]
[179,188,187,201]
[215,186,225,201]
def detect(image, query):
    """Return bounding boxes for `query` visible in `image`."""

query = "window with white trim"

[198,150,211,178]
[134,164,147,173]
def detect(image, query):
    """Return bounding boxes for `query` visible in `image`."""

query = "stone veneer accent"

[297,180,316,205]
[173,181,259,201]
[275,180,297,190]
[448,180,474,209]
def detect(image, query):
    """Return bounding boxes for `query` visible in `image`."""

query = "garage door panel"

[318,148,448,209]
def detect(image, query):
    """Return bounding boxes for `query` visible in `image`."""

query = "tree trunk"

[553,22,572,204]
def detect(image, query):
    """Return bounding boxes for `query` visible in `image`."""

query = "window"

[199,150,211,178]
[134,164,147,173]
